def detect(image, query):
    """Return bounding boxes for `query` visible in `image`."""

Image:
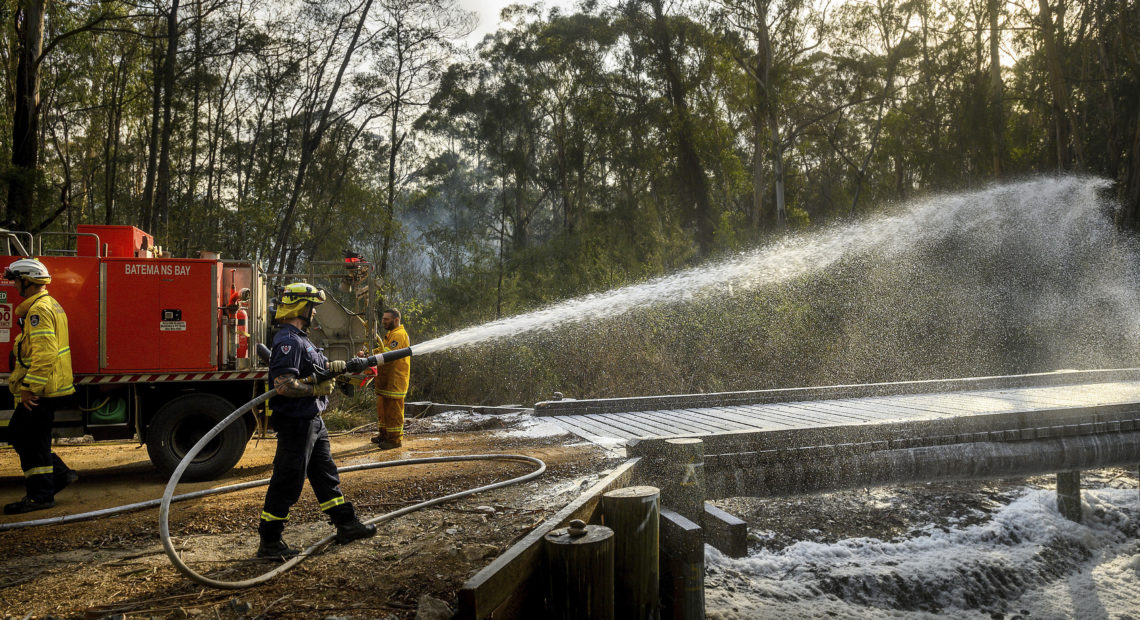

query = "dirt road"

[0,418,608,619]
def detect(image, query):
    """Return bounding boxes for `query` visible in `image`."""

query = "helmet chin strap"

[298,303,315,329]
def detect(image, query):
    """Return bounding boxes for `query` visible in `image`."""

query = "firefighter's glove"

[313,379,336,397]
[328,360,347,374]
[345,356,373,373]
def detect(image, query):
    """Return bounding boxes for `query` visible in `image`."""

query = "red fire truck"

[0,225,374,480]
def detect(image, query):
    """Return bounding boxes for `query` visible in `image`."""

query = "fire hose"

[2,346,547,590]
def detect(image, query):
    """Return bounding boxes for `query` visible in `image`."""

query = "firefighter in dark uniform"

[4,258,78,514]
[257,282,376,559]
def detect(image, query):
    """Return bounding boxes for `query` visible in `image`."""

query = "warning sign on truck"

[160,308,185,331]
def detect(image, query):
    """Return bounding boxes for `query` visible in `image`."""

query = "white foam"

[706,488,1140,618]
[416,409,571,439]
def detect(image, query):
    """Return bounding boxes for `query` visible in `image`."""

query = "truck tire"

[146,393,248,482]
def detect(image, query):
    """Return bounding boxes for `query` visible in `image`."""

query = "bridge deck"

[546,378,1140,446]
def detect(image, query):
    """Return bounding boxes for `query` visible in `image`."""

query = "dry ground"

[0,420,609,619]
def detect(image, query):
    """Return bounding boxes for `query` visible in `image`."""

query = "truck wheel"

[146,393,248,481]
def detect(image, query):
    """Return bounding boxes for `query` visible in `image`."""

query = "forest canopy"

[2,0,1138,339]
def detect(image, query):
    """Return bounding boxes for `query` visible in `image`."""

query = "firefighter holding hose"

[370,308,410,449]
[257,282,376,560]
[3,258,79,515]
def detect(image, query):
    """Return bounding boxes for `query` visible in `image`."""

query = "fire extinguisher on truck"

[0,225,376,481]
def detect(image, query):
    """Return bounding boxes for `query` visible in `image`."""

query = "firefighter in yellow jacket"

[370,308,410,449]
[3,258,78,514]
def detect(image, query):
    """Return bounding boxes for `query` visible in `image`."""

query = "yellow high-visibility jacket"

[9,290,75,399]
[372,324,410,399]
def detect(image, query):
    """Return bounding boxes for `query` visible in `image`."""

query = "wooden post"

[660,508,704,620]
[658,438,706,524]
[638,438,705,619]
[458,458,641,619]
[544,519,615,620]
[1057,470,1082,522]
[602,486,661,620]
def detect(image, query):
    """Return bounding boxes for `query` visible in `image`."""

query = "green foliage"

[322,389,377,431]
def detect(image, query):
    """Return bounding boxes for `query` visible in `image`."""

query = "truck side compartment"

[0,225,370,480]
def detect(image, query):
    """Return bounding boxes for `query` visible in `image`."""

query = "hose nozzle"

[345,347,412,373]
[257,342,410,379]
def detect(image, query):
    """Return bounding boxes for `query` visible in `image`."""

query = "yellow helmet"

[274,282,326,321]
[4,258,51,285]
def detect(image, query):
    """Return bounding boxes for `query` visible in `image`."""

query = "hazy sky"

[457,0,576,45]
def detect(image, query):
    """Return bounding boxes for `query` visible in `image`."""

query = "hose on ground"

[1,389,546,591]
[159,390,545,589]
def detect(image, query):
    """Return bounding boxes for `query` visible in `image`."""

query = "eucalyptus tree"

[266,0,383,275]
[621,0,716,256]
[147,0,179,238]
[1034,0,1082,170]
[419,7,580,313]
[370,0,473,282]
[6,0,125,231]
[827,0,916,213]
[709,0,827,229]
[988,0,1005,176]
[524,11,618,237]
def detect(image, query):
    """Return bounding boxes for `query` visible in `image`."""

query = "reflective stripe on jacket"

[373,325,410,398]
[8,290,75,398]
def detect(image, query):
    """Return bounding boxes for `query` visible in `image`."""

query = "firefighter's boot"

[256,519,299,560]
[334,519,377,544]
[256,538,300,561]
[327,502,376,544]
[374,437,402,450]
[3,497,55,515]
[375,429,403,450]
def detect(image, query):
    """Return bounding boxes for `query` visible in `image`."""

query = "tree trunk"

[496,171,506,320]
[269,0,375,274]
[1122,106,1140,229]
[379,40,405,281]
[769,109,786,225]
[645,0,714,255]
[102,52,121,224]
[751,119,764,234]
[1037,0,1083,170]
[187,1,202,223]
[894,153,906,199]
[153,0,180,237]
[989,0,1005,176]
[754,0,785,226]
[7,0,46,229]
[142,28,163,228]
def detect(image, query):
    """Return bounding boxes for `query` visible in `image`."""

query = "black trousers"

[9,396,75,502]
[260,414,354,538]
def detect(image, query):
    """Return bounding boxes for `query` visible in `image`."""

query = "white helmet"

[4,258,51,284]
